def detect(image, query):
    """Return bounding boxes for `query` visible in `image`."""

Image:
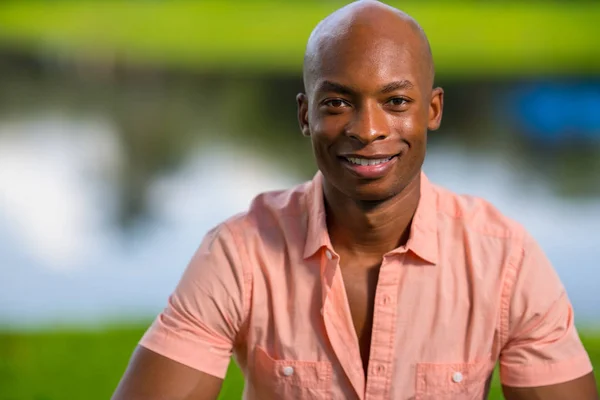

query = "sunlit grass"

[0,2,599,76]
[0,324,598,400]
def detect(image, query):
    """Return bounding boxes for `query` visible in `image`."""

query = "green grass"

[0,324,598,400]
[0,1,599,77]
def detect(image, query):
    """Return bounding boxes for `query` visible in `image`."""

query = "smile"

[345,156,394,166]
[339,154,399,179]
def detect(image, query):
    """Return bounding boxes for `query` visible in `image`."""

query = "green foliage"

[1,325,598,399]
[0,2,599,77]
[0,325,146,400]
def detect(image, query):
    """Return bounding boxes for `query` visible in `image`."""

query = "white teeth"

[346,156,392,166]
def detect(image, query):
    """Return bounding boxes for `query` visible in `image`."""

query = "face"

[297,32,443,202]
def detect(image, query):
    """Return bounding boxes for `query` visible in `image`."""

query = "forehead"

[308,27,429,93]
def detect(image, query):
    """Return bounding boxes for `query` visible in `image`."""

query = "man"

[112,1,598,399]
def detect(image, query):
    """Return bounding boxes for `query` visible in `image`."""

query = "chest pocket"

[252,345,333,400]
[415,359,493,400]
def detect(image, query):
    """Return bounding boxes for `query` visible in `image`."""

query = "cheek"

[309,116,347,154]
[309,128,332,160]
[398,108,428,138]
[311,113,346,138]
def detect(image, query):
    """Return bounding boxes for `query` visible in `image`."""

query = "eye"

[388,97,408,108]
[323,99,350,108]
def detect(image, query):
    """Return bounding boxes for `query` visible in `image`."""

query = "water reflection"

[0,115,120,270]
[0,120,299,326]
[0,68,599,327]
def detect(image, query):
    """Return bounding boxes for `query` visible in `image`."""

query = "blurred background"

[0,1,599,399]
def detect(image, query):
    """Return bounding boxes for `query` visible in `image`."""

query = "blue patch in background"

[511,82,600,144]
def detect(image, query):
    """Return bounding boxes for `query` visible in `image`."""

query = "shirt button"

[452,372,463,383]
[325,250,333,260]
[282,366,294,376]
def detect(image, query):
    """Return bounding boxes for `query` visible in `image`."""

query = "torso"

[226,174,526,399]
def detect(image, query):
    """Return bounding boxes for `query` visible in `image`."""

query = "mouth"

[344,155,396,166]
[338,154,400,179]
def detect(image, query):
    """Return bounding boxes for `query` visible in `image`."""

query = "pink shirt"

[140,172,592,399]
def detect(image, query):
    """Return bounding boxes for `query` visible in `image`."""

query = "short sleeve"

[139,223,248,379]
[499,232,593,387]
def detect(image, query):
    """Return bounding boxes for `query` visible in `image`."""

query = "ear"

[427,87,444,131]
[296,93,311,136]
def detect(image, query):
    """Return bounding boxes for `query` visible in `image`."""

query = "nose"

[345,101,390,144]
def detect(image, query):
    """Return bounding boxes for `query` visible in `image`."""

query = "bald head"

[303,0,434,93]
[296,1,444,203]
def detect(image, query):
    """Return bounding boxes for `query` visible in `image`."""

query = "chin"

[343,180,400,203]
[320,162,411,203]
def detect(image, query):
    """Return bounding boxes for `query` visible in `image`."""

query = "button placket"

[320,248,366,398]
[364,259,401,400]
[381,294,391,306]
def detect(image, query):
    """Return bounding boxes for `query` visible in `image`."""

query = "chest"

[247,248,503,361]
[339,260,382,373]
[244,252,501,399]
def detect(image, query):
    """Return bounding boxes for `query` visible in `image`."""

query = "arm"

[111,346,223,400]
[503,372,598,400]
[112,223,248,400]
[499,231,597,399]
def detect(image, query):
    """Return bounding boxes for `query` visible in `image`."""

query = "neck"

[323,173,421,259]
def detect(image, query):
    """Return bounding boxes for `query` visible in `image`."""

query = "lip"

[339,154,399,179]
[339,153,398,159]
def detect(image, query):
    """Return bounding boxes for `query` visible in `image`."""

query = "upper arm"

[112,346,224,400]
[499,231,596,398]
[113,223,249,399]
[502,372,598,400]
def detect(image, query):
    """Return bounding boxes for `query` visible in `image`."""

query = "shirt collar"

[398,172,439,265]
[303,171,332,259]
[302,171,439,265]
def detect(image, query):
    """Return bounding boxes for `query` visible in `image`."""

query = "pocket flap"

[416,359,492,395]
[254,345,332,389]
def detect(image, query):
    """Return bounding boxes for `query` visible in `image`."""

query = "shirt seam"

[499,229,526,350]
[222,220,253,344]
[500,353,592,369]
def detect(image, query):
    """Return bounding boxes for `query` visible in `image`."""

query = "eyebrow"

[315,79,415,95]
[316,80,356,96]
[380,80,414,93]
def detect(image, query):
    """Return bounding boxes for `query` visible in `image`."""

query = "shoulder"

[431,182,527,242]
[218,179,312,239]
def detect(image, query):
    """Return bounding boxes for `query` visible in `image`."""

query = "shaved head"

[303,0,434,93]
[296,0,444,203]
